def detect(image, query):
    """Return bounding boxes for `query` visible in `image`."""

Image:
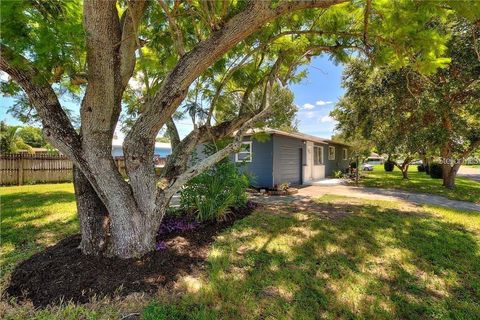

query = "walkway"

[251,184,480,212]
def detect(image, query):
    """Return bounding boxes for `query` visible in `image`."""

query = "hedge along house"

[233,129,351,188]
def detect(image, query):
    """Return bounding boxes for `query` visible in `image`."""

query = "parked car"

[362,163,374,171]
[364,156,385,165]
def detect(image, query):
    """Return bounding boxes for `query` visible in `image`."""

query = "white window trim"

[235,141,252,162]
[314,146,324,165]
[328,146,336,160]
[343,148,348,160]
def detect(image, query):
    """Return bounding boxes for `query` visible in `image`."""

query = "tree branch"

[158,0,186,57]
[0,44,81,158]
[166,117,181,149]
[124,0,347,163]
[124,0,346,208]
[162,80,275,200]
[120,0,148,88]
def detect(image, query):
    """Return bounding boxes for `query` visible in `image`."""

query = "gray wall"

[324,143,351,176]
[233,137,274,188]
[272,135,305,186]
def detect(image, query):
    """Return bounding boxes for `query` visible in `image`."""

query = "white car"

[362,163,374,171]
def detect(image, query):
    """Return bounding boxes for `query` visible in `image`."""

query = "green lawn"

[465,164,480,169]
[2,184,480,319]
[0,184,78,289]
[357,165,480,203]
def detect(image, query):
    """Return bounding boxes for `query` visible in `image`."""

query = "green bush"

[180,142,250,222]
[350,161,357,169]
[425,164,430,174]
[384,161,395,172]
[333,170,344,178]
[429,163,443,179]
[417,164,425,172]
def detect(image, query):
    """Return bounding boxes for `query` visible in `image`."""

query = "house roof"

[112,139,171,149]
[243,128,351,147]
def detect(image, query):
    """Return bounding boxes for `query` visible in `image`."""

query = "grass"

[0,183,78,283]
[357,165,480,203]
[143,196,480,319]
[2,184,480,319]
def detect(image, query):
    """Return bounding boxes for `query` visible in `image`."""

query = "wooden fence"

[0,154,73,185]
[0,154,168,186]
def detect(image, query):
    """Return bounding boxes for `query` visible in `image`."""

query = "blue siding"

[324,143,351,176]
[233,137,274,188]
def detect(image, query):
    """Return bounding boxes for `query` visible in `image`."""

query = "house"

[232,128,351,188]
[111,139,172,158]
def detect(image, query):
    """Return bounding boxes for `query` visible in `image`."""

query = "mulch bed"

[5,203,257,308]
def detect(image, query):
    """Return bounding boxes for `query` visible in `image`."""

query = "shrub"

[417,164,425,172]
[384,161,395,172]
[425,164,430,174]
[180,142,250,222]
[429,163,443,179]
[333,170,344,178]
[350,161,357,169]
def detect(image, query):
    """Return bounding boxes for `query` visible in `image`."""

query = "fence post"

[18,155,25,185]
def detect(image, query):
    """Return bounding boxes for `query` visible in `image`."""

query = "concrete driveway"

[458,166,480,182]
[251,184,480,212]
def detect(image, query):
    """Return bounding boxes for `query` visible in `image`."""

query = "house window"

[235,141,252,162]
[342,148,348,160]
[314,146,324,165]
[328,146,335,160]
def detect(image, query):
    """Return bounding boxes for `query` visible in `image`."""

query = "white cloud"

[302,103,315,110]
[306,111,315,119]
[316,100,333,106]
[320,115,334,123]
[0,71,10,82]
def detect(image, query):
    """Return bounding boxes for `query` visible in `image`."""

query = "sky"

[0,55,344,140]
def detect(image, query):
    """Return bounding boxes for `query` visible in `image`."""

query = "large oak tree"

[0,0,466,257]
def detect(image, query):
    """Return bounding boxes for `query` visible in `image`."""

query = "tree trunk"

[74,165,167,258]
[443,163,461,189]
[395,158,411,179]
[73,166,110,255]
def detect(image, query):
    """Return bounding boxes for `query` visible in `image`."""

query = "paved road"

[458,166,480,182]
[252,185,480,212]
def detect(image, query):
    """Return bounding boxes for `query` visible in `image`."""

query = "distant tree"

[155,136,170,144]
[332,19,480,185]
[17,126,46,148]
[332,60,429,179]
[331,132,373,160]
[0,122,34,154]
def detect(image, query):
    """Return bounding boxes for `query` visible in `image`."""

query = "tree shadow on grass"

[167,201,480,319]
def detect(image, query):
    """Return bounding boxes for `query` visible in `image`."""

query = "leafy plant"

[417,164,426,172]
[333,170,344,178]
[180,141,250,222]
